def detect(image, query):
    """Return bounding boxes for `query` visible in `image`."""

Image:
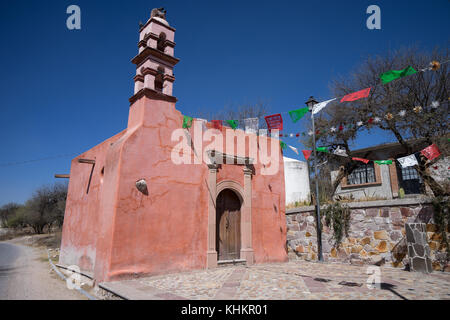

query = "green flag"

[288,107,309,123]
[380,66,417,85]
[374,160,393,165]
[182,115,193,129]
[316,147,329,153]
[226,120,238,130]
[280,140,287,150]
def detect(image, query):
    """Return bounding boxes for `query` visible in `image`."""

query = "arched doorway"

[216,189,241,261]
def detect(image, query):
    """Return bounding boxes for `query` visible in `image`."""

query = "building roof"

[350,138,429,159]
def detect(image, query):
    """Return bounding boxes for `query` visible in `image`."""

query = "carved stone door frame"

[206,151,254,268]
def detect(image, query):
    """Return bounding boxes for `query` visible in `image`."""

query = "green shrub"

[323,202,351,246]
[432,196,450,255]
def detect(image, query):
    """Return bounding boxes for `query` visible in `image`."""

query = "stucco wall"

[283,157,310,205]
[332,164,393,200]
[59,130,127,271]
[331,156,449,200]
[285,198,450,272]
[60,94,287,282]
[430,157,450,184]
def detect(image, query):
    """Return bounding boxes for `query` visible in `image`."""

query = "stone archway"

[206,164,254,268]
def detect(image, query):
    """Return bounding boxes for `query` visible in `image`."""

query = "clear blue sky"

[0,0,449,205]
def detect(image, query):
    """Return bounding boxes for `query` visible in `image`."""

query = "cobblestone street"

[100,260,450,300]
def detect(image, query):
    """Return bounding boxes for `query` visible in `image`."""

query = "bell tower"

[131,8,179,100]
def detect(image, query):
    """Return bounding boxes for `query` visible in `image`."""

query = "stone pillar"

[240,166,254,265]
[134,75,144,94]
[388,158,399,198]
[163,79,173,96]
[405,223,433,273]
[144,73,155,90]
[206,164,218,268]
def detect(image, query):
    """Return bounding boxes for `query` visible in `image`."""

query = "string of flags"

[183,98,447,136]
[181,60,447,137]
[263,99,448,138]
[181,59,447,167]
[292,142,443,169]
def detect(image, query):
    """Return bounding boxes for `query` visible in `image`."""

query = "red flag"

[265,114,283,131]
[368,118,374,124]
[302,150,312,161]
[211,120,223,130]
[421,144,441,161]
[338,125,344,131]
[340,87,371,103]
[352,157,370,164]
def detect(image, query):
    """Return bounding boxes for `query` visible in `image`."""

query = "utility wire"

[0,152,80,168]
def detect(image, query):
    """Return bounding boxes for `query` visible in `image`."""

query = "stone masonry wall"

[286,198,450,272]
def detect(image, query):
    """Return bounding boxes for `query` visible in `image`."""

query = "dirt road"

[0,242,86,300]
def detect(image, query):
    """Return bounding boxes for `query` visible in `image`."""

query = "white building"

[283,157,310,205]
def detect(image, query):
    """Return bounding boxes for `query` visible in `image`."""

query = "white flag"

[431,101,440,108]
[312,98,336,115]
[196,118,207,131]
[397,154,418,168]
[244,118,259,134]
[333,146,348,157]
[288,145,299,155]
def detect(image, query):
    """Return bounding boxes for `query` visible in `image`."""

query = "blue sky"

[0,0,449,205]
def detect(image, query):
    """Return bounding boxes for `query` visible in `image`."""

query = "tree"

[315,47,449,196]
[197,100,270,129]
[23,182,68,234]
[6,205,27,229]
[0,202,21,227]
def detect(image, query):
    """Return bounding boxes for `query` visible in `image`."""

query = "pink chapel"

[59,8,288,282]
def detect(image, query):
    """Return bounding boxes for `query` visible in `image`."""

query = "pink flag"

[211,120,223,130]
[302,150,312,160]
[352,157,370,164]
[265,114,283,131]
[340,88,371,103]
[421,144,441,161]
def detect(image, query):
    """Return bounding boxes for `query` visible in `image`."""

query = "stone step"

[217,259,247,267]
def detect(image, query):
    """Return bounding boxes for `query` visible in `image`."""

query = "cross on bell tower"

[131,8,179,98]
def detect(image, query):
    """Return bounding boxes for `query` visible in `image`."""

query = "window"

[154,66,164,92]
[157,32,166,52]
[347,163,376,185]
[401,166,422,182]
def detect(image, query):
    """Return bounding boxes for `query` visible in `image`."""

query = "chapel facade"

[59,9,287,282]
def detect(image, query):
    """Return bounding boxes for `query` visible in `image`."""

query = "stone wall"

[405,223,433,273]
[286,198,450,272]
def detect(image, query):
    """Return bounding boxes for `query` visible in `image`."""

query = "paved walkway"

[100,260,450,300]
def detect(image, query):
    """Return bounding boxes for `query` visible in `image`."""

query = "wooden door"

[216,189,241,261]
